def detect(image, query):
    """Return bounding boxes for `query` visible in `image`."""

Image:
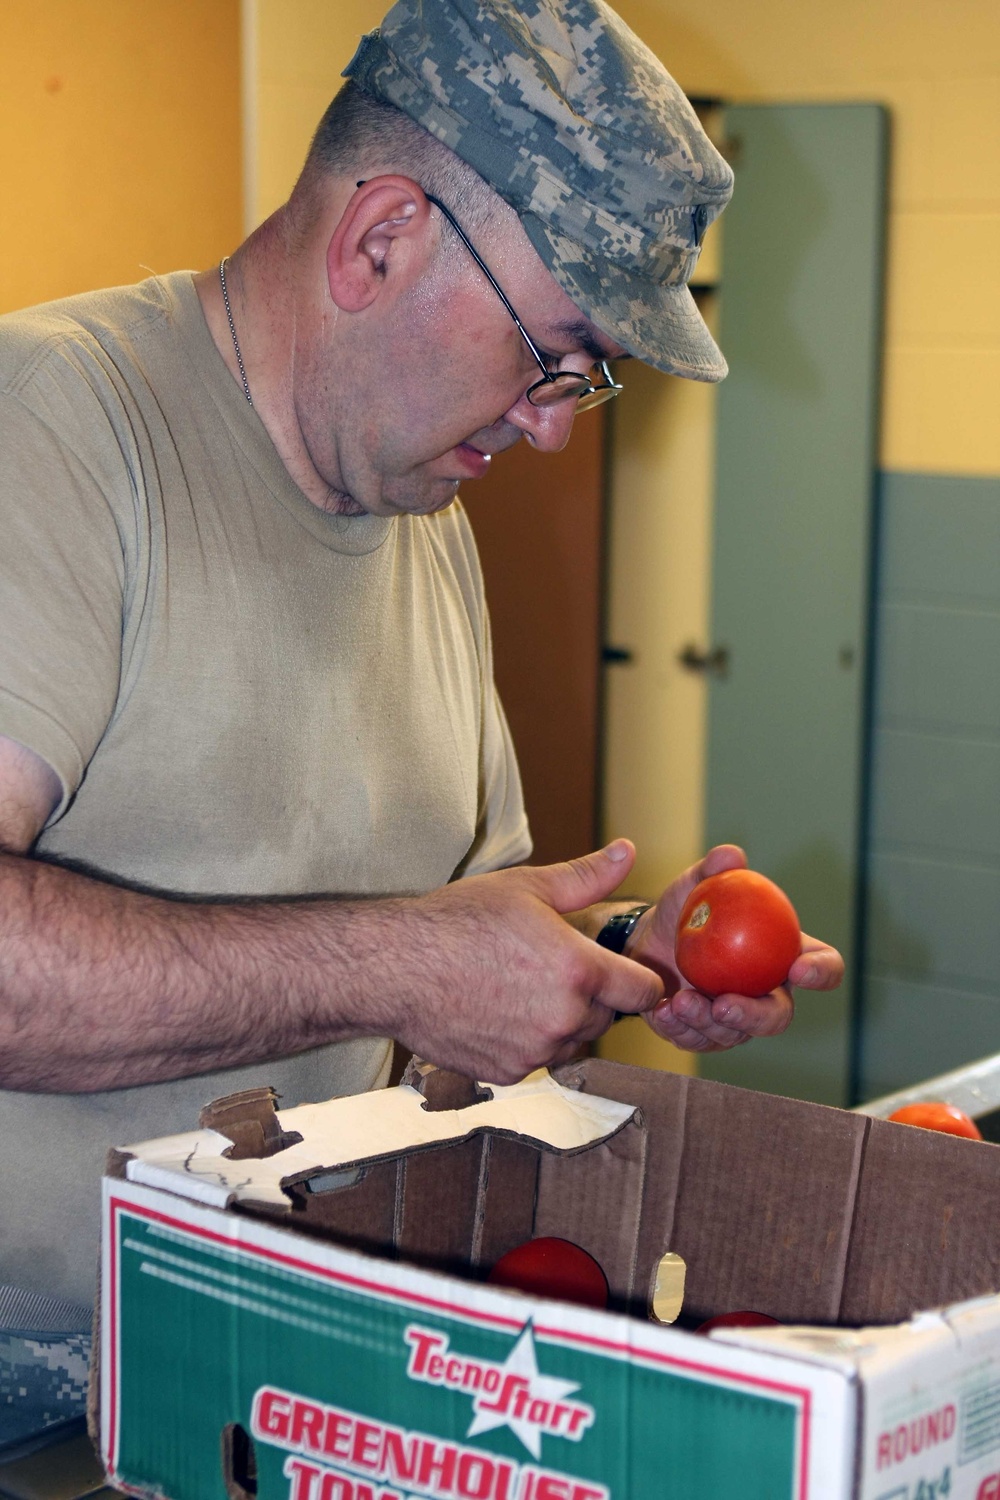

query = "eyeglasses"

[355,182,623,410]
[419,191,623,412]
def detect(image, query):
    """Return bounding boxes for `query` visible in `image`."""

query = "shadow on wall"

[718,109,827,399]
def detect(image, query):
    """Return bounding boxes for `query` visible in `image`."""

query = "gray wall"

[858,471,1000,1099]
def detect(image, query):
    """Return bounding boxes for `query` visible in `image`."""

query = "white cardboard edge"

[125,1159,232,1208]
[118,1069,637,1209]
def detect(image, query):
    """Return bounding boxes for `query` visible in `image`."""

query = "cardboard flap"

[199,1086,303,1160]
[534,1116,648,1310]
[554,1058,872,1325]
[396,1137,487,1275]
[840,1116,1000,1324]
[271,1159,402,1260]
[406,1065,492,1113]
[669,1078,868,1324]
[122,1068,637,1209]
[556,1058,690,1315]
[471,1135,542,1270]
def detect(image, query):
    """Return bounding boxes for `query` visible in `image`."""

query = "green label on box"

[104,1187,805,1500]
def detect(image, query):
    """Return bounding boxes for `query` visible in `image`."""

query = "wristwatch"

[595,903,652,955]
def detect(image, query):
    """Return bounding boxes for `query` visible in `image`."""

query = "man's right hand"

[0,733,661,1091]
[369,841,664,1083]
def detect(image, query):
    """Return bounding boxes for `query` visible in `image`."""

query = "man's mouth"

[452,442,493,479]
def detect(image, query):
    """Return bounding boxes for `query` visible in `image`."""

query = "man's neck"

[194,215,360,515]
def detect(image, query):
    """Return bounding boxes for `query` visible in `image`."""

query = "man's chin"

[358,476,462,519]
[412,479,463,516]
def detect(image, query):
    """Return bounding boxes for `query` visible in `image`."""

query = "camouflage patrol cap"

[344,0,734,381]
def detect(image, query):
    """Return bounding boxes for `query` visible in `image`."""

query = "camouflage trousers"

[0,1285,91,1455]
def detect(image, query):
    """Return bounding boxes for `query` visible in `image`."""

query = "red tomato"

[695,1311,781,1335]
[888,1102,983,1140]
[487,1237,608,1309]
[675,868,800,998]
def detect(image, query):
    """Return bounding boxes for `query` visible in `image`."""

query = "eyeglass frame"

[357,181,623,412]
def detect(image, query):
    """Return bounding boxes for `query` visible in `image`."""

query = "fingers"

[636,844,749,961]
[519,947,662,1066]
[478,986,629,1082]
[553,998,620,1057]
[697,843,747,878]
[521,839,636,916]
[645,984,794,1053]
[592,948,664,1018]
[788,936,844,991]
[710,987,794,1038]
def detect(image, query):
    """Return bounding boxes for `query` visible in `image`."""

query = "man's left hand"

[626,843,844,1053]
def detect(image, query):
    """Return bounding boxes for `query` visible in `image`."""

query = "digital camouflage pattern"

[0,1285,91,1450]
[0,1333,90,1448]
[345,0,734,380]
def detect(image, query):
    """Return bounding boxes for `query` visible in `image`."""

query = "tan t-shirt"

[0,273,530,1303]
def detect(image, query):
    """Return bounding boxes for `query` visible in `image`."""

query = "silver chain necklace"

[219,257,253,406]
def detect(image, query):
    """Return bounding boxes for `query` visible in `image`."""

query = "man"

[0,0,841,1304]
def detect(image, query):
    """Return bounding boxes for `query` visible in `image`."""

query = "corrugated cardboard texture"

[396,1137,486,1275]
[472,1136,540,1269]
[262,1160,401,1258]
[840,1115,1000,1324]
[534,1118,647,1311]
[414,1071,492,1113]
[565,1060,1000,1326]
[556,1059,689,1317]
[199,1088,301,1160]
[666,1077,868,1324]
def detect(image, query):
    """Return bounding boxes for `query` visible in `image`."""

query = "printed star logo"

[465,1324,585,1459]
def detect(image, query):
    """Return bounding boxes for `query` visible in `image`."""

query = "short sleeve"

[0,353,128,817]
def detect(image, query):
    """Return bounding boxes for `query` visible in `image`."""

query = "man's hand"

[625,844,844,1052]
[376,840,664,1083]
[0,730,662,1090]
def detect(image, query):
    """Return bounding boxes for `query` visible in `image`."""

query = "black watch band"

[595,903,652,955]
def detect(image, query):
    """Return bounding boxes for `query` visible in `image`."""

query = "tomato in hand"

[675,869,801,998]
[487,1237,609,1309]
[695,1311,781,1335]
[888,1102,982,1140]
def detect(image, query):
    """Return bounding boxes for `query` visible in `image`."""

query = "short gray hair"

[297,80,502,236]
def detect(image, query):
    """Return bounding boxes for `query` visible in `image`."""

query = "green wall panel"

[701,104,888,1105]
[857,472,1000,1099]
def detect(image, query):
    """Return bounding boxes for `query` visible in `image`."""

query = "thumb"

[527,839,636,915]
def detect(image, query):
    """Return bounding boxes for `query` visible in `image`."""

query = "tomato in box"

[888,1101,983,1141]
[675,868,800,998]
[695,1311,781,1335]
[487,1237,609,1309]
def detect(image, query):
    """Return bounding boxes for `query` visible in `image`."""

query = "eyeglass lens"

[526,361,622,411]
[528,377,618,411]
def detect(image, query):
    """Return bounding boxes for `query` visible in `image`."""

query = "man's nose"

[504,390,578,452]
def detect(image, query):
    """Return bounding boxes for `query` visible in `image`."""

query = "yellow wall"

[0,0,243,315]
[249,0,385,226]
[612,0,1000,477]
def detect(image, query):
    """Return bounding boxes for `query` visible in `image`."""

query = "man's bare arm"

[0,737,663,1093]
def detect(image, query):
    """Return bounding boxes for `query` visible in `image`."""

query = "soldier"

[0,0,842,1304]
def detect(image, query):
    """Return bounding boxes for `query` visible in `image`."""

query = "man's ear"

[326,177,433,313]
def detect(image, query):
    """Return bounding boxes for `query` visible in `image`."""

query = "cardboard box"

[97,1060,1000,1500]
